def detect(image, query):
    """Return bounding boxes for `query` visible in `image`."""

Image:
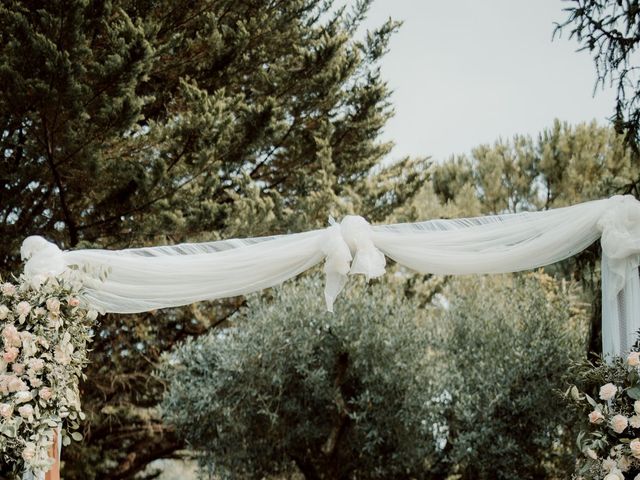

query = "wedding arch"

[8,193,640,478]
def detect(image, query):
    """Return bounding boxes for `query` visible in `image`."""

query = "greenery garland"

[0,273,96,477]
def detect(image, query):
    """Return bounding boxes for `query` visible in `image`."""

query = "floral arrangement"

[0,272,96,477]
[568,342,640,480]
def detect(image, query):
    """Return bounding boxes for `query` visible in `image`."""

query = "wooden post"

[44,429,60,480]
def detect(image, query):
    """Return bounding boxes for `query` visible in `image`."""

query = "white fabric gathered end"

[19,195,640,356]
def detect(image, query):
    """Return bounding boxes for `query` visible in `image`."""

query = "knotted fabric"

[597,195,640,356]
[322,216,386,311]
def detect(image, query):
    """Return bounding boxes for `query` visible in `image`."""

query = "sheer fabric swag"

[20,195,640,356]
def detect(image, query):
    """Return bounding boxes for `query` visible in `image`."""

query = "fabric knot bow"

[20,236,66,278]
[321,215,386,312]
[597,195,640,299]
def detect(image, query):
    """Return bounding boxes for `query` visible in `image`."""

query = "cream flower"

[1,282,16,297]
[38,387,52,401]
[46,297,60,314]
[589,410,605,424]
[11,363,24,375]
[7,375,28,392]
[2,324,21,348]
[15,391,32,404]
[612,414,629,434]
[585,447,598,459]
[619,455,631,472]
[631,415,640,429]
[21,442,36,463]
[27,358,44,373]
[603,457,617,470]
[17,404,33,420]
[16,301,31,318]
[629,438,640,458]
[604,468,625,480]
[600,383,618,401]
[629,352,640,366]
[0,305,9,320]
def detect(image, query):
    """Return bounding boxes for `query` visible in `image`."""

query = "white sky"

[351,0,617,162]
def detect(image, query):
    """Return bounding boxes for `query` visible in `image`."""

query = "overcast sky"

[350,0,617,163]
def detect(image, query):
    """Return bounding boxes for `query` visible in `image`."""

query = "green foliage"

[160,276,438,479]
[161,272,588,480]
[0,1,427,477]
[555,0,640,174]
[429,273,588,479]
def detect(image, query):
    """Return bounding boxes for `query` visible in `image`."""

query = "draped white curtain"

[20,194,640,356]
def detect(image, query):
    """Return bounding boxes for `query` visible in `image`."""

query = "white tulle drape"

[20,195,640,356]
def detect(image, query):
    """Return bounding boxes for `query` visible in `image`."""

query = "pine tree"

[0,1,422,477]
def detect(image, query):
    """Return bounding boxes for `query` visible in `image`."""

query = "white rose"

[0,305,9,320]
[631,415,640,429]
[629,438,640,458]
[629,352,640,366]
[86,309,98,321]
[612,414,629,434]
[0,403,13,418]
[600,383,618,401]
[17,404,33,419]
[604,468,625,480]
[15,391,32,404]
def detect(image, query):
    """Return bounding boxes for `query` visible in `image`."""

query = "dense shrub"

[160,272,588,479]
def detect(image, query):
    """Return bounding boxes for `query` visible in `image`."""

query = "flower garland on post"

[568,343,640,480]
[0,272,96,477]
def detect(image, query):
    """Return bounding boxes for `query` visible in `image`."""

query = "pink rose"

[629,352,640,367]
[68,297,80,307]
[2,324,21,347]
[3,347,19,363]
[11,363,24,375]
[589,410,605,424]
[612,414,628,434]
[600,383,618,401]
[0,403,13,418]
[38,387,52,401]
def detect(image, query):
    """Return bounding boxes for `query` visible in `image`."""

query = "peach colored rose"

[3,347,19,363]
[612,414,628,434]
[629,352,640,366]
[0,403,12,418]
[11,363,24,375]
[589,410,605,424]
[39,387,52,401]
[1,324,21,347]
[68,296,80,307]
[600,383,618,401]
[630,439,640,458]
